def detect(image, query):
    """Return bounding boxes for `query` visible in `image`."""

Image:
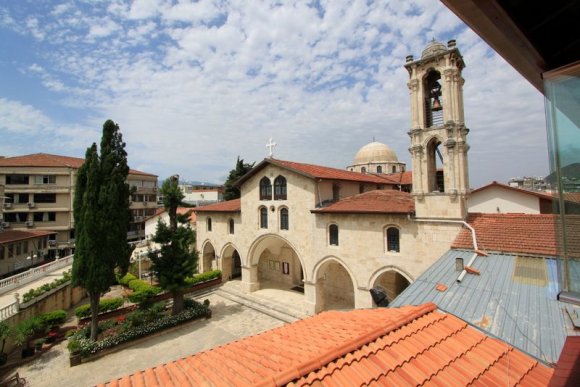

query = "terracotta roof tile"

[194,199,241,212]
[234,158,399,187]
[0,153,156,177]
[382,170,413,185]
[453,213,580,257]
[471,181,555,200]
[99,303,553,387]
[0,229,56,244]
[311,189,414,214]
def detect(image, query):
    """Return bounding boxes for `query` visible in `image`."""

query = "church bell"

[431,97,442,111]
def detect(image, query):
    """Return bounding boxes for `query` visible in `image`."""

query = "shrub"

[22,270,72,303]
[184,270,221,286]
[118,273,137,286]
[38,310,67,328]
[75,297,124,318]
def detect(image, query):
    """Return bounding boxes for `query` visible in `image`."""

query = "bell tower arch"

[405,39,469,219]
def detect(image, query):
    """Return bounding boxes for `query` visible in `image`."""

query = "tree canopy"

[72,119,132,340]
[223,157,255,201]
[149,175,198,315]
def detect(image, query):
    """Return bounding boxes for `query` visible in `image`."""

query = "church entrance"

[315,259,355,312]
[372,270,410,304]
[201,242,216,273]
[221,244,242,281]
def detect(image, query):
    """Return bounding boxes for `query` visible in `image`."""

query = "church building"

[195,39,470,315]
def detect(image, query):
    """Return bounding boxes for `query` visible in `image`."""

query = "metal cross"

[266,137,277,158]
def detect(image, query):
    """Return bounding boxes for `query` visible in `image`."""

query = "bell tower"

[405,39,469,219]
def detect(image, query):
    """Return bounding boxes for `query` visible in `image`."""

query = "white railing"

[0,255,74,295]
[0,301,18,321]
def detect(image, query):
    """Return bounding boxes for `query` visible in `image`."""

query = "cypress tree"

[149,176,198,315]
[223,157,254,201]
[72,120,132,341]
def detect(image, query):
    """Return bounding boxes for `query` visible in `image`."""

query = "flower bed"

[69,300,210,358]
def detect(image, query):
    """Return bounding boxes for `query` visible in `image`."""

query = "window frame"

[386,226,400,253]
[328,224,339,246]
[259,207,268,229]
[259,177,272,200]
[280,207,289,230]
[207,217,212,232]
[229,218,235,234]
[273,175,287,200]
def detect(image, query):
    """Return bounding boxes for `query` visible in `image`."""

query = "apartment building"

[178,183,224,206]
[0,153,157,262]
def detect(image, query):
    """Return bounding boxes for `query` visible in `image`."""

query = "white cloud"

[0,0,549,185]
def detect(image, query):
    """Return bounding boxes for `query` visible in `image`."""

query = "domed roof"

[421,39,447,59]
[353,142,398,164]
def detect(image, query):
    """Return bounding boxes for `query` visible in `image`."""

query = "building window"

[386,227,400,252]
[377,166,382,173]
[280,208,289,230]
[260,177,272,200]
[260,207,268,229]
[207,217,212,232]
[332,183,340,202]
[274,176,287,200]
[329,224,339,246]
[6,174,29,185]
[392,166,397,173]
[33,212,56,222]
[361,167,366,174]
[34,175,56,185]
[229,219,235,234]
[34,193,57,203]
[8,244,14,258]
[0,245,4,260]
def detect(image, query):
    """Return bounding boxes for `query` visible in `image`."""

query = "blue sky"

[0,0,548,186]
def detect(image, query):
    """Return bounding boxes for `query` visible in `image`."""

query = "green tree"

[149,175,198,315]
[223,157,254,200]
[72,119,133,341]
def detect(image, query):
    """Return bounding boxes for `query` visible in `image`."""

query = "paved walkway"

[3,292,286,387]
[0,266,72,309]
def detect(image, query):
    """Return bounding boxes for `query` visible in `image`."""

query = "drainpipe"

[317,179,323,208]
[408,214,479,282]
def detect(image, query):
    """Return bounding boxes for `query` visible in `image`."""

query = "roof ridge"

[260,303,437,387]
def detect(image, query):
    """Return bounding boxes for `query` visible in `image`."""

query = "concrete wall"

[468,186,540,214]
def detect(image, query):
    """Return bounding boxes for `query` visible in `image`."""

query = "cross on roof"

[266,137,277,158]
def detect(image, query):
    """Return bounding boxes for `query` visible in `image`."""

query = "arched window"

[392,166,396,173]
[260,207,268,229]
[260,177,272,200]
[207,217,212,232]
[274,176,287,200]
[329,224,339,246]
[229,218,234,234]
[424,70,443,127]
[377,166,382,173]
[280,208,289,230]
[427,138,444,192]
[361,167,366,174]
[386,227,400,252]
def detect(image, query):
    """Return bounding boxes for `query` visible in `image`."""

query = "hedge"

[184,270,221,286]
[75,298,125,319]
[117,273,137,286]
[22,270,72,303]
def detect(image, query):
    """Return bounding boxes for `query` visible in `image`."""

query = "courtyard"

[4,292,285,387]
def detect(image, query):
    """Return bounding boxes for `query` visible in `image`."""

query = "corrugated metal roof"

[391,249,579,365]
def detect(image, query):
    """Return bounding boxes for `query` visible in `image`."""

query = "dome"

[353,142,399,165]
[421,39,447,59]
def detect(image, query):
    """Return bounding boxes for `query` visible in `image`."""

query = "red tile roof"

[453,213,580,257]
[0,230,56,244]
[194,199,241,212]
[235,158,398,187]
[311,189,414,214]
[472,181,555,201]
[549,336,580,386]
[99,303,553,387]
[382,170,413,185]
[0,153,156,177]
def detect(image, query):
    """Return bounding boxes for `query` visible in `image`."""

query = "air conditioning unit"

[48,240,57,246]
[25,221,34,227]
[3,203,12,209]
[153,187,158,192]
[1,222,9,228]
[134,216,143,222]
[143,201,148,206]
[27,202,36,208]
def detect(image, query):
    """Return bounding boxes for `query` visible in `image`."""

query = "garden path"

[4,292,286,387]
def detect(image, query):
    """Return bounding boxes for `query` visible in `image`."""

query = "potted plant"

[67,339,82,367]
[34,338,44,351]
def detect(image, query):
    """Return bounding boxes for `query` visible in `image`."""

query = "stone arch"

[425,136,445,193]
[313,256,356,312]
[246,234,305,292]
[220,243,242,281]
[368,266,413,305]
[200,240,216,273]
